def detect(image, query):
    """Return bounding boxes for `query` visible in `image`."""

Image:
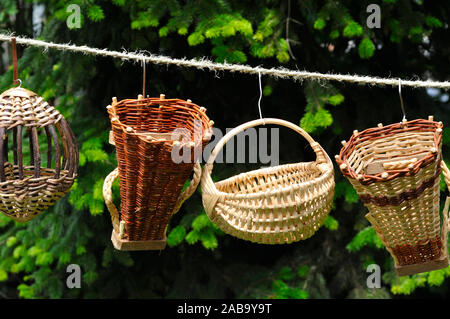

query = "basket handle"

[103,168,120,235]
[206,118,329,166]
[102,162,202,237]
[440,161,450,234]
[441,160,450,193]
[172,162,202,214]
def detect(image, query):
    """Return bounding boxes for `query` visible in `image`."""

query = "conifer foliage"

[0,0,449,298]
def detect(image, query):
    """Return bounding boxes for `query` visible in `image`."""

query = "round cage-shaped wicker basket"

[336,117,450,276]
[201,118,335,244]
[103,94,213,251]
[0,87,78,222]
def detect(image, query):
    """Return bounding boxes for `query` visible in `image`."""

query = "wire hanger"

[142,57,147,97]
[258,71,265,125]
[398,78,406,121]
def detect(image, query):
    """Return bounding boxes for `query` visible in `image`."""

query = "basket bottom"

[395,254,449,276]
[111,230,166,251]
[391,236,443,266]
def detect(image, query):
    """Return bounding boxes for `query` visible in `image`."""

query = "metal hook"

[398,78,406,121]
[16,79,22,88]
[258,71,265,125]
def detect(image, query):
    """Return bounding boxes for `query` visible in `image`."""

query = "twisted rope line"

[1,33,450,89]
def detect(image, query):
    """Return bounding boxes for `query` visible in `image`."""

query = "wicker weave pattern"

[0,166,74,222]
[0,88,62,128]
[336,118,447,269]
[201,118,335,244]
[337,120,441,184]
[107,95,212,242]
[0,87,78,222]
[103,162,202,237]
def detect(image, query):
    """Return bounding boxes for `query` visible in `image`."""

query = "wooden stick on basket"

[201,118,335,244]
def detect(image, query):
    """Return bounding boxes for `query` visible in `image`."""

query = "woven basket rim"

[108,96,212,139]
[113,129,211,142]
[215,161,317,185]
[336,118,443,184]
[211,162,334,200]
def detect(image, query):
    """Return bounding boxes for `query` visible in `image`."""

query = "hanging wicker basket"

[103,94,213,251]
[201,118,335,244]
[336,117,450,276]
[0,87,78,222]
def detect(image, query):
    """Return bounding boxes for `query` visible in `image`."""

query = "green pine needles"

[0,0,449,299]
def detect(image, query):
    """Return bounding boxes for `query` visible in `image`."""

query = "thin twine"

[1,34,450,89]
[258,72,265,125]
[398,78,406,121]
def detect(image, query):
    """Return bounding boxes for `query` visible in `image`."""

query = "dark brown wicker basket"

[105,94,212,248]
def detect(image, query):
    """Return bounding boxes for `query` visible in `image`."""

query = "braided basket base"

[389,235,443,266]
[395,251,448,276]
[111,230,166,251]
[0,165,75,222]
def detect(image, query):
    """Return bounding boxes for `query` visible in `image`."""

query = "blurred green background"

[0,0,449,299]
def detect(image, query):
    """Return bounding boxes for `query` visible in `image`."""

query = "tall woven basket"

[103,94,213,251]
[336,117,450,276]
[201,118,335,244]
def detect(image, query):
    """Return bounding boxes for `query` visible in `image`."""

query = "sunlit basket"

[103,94,213,251]
[336,117,450,276]
[0,87,78,222]
[201,118,335,244]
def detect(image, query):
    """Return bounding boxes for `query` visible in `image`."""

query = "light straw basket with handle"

[336,117,450,276]
[201,118,335,244]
